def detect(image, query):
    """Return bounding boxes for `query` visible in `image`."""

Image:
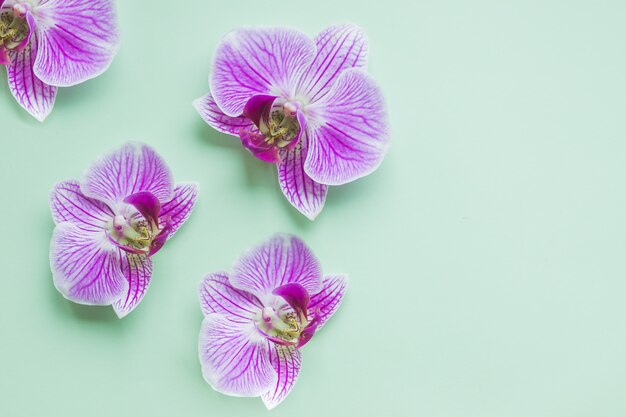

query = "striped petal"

[81,142,174,206]
[112,254,153,318]
[193,91,253,136]
[309,274,348,329]
[159,182,199,237]
[278,134,327,220]
[298,24,368,102]
[50,222,127,305]
[6,32,57,121]
[32,0,120,87]
[231,234,323,298]
[305,68,389,186]
[198,272,262,323]
[50,180,113,232]
[199,314,276,397]
[210,26,315,116]
[261,345,302,410]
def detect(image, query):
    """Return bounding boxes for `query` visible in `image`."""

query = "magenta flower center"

[240,99,304,164]
[0,4,30,53]
[255,304,308,345]
[261,100,302,148]
[107,211,159,254]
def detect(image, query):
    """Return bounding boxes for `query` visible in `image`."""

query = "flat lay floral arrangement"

[2,0,389,411]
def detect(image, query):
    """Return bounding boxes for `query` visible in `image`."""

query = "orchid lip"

[99,190,177,257]
[106,232,147,255]
[253,302,319,348]
[253,286,316,347]
[239,95,306,163]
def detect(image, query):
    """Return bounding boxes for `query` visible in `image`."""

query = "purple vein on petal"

[199,272,262,322]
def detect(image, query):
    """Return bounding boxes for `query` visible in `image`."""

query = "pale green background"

[1,0,625,416]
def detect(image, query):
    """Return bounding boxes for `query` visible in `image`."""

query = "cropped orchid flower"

[194,24,390,220]
[198,234,348,409]
[49,143,198,318]
[1,0,119,121]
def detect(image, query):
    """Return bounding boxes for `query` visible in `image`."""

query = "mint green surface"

[2,1,626,416]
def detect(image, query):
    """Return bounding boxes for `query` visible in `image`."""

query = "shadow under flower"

[193,119,283,225]
[193,119,275,188]
[194,117,372,225]
[47,270,120,323]
[54,62,119,111]
[68,303,119,322]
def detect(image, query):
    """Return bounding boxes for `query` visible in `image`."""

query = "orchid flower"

[194,24,390,220]
[1,0,119,121]
[198,234,348,409]
[49,143,198,318]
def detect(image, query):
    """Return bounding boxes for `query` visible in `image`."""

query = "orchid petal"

[81,142,174,207]
[158,183,198,237]
[193,92,253,136]
[32,0,120,87]
[50,180,113,232]
[6,32,57,122]
[298,24,368,102]
[198,272,262,324]
[199,314,276,397]
[278,135,328,220]
[124,191,161,227]
[309,274,348,330]
[231,234,322,298]
[261,345,302,410]
[112,254,153,318]
[210,27,315,117]
[273,283,309,319]
[50,222,127,305]
[305,68,389,185]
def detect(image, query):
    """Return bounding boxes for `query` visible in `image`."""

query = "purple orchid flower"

[194,24,390,220]
[49,143,198,318]
[198,234,348,409]
[1,0,119,121]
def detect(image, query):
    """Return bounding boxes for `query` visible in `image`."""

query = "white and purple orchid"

[50,143,198,318]
[198,234,347,409]
[1,0,119,121]
[194,24,390,220]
